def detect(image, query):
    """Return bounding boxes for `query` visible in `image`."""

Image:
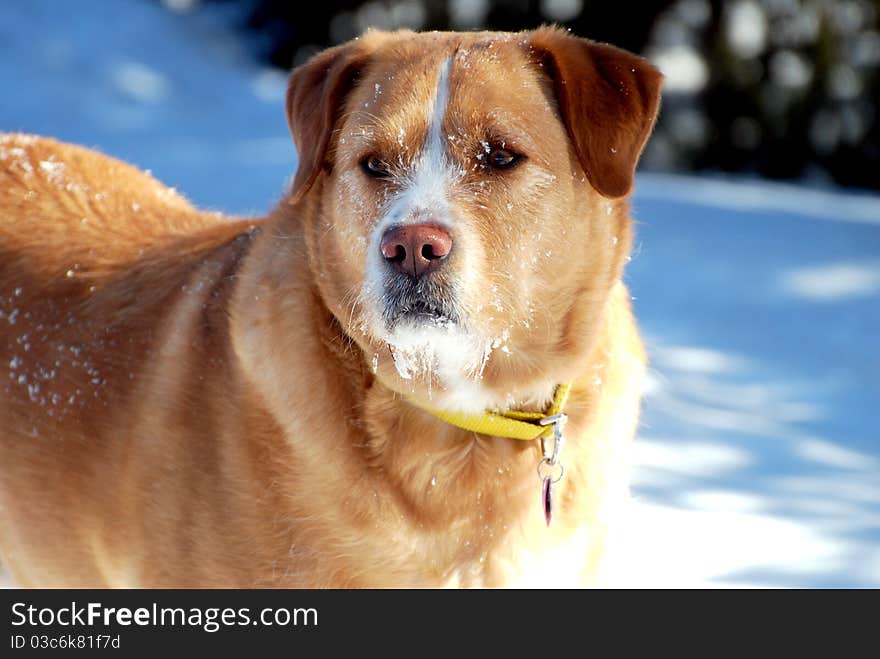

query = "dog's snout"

[380,224,452,278]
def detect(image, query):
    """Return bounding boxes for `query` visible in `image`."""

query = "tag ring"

[537,458,564,484]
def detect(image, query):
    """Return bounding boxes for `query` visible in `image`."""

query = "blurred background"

[236,0,880,190]
[0,0,878,587]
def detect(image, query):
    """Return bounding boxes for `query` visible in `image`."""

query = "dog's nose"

[380,224,452,278]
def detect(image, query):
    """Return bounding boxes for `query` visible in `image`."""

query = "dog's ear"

[528,27,663,198]
[286,42,369,204]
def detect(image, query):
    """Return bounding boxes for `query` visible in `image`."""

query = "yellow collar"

[408,383,572,440]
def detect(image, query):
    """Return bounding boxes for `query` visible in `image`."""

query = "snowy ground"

[607,176,880,587]
[1,0,877,588]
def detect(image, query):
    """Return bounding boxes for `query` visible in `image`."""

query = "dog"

[0,27,661,587]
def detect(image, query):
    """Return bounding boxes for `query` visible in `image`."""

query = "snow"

[607,172,880,588]
[0,0,293,216]
[1,0,878,588]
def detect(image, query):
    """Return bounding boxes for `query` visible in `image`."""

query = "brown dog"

[0,27,661,587]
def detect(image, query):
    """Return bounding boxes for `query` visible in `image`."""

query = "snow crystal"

[39,157,67,185]
[14,159,34,175]
[0,134,35,145]
[389,345,414,380]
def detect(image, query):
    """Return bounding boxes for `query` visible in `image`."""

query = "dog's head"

[285,28,661,412]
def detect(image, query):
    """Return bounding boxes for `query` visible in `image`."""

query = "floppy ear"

[528,27,663,198]
[286,42,369,204]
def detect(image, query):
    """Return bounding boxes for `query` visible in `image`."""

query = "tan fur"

[0,28,660,587]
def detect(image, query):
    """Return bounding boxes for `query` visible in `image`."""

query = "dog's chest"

[429,524,596,588]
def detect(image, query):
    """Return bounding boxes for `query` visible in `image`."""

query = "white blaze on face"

[361,57,457,314]
[354,56,502,410]
[414,55,454,214]
[378,56,456,238]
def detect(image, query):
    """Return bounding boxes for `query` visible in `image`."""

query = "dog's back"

[0,134,259,585]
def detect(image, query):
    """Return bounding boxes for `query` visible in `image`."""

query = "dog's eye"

[487,148,520,170]
[361,156,391,178]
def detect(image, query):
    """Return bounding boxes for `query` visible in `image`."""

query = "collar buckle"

[538,412,567,466]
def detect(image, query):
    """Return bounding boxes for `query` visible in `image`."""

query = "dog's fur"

[0,28,661,587]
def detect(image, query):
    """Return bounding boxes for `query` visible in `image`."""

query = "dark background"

[201,0,880,191]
